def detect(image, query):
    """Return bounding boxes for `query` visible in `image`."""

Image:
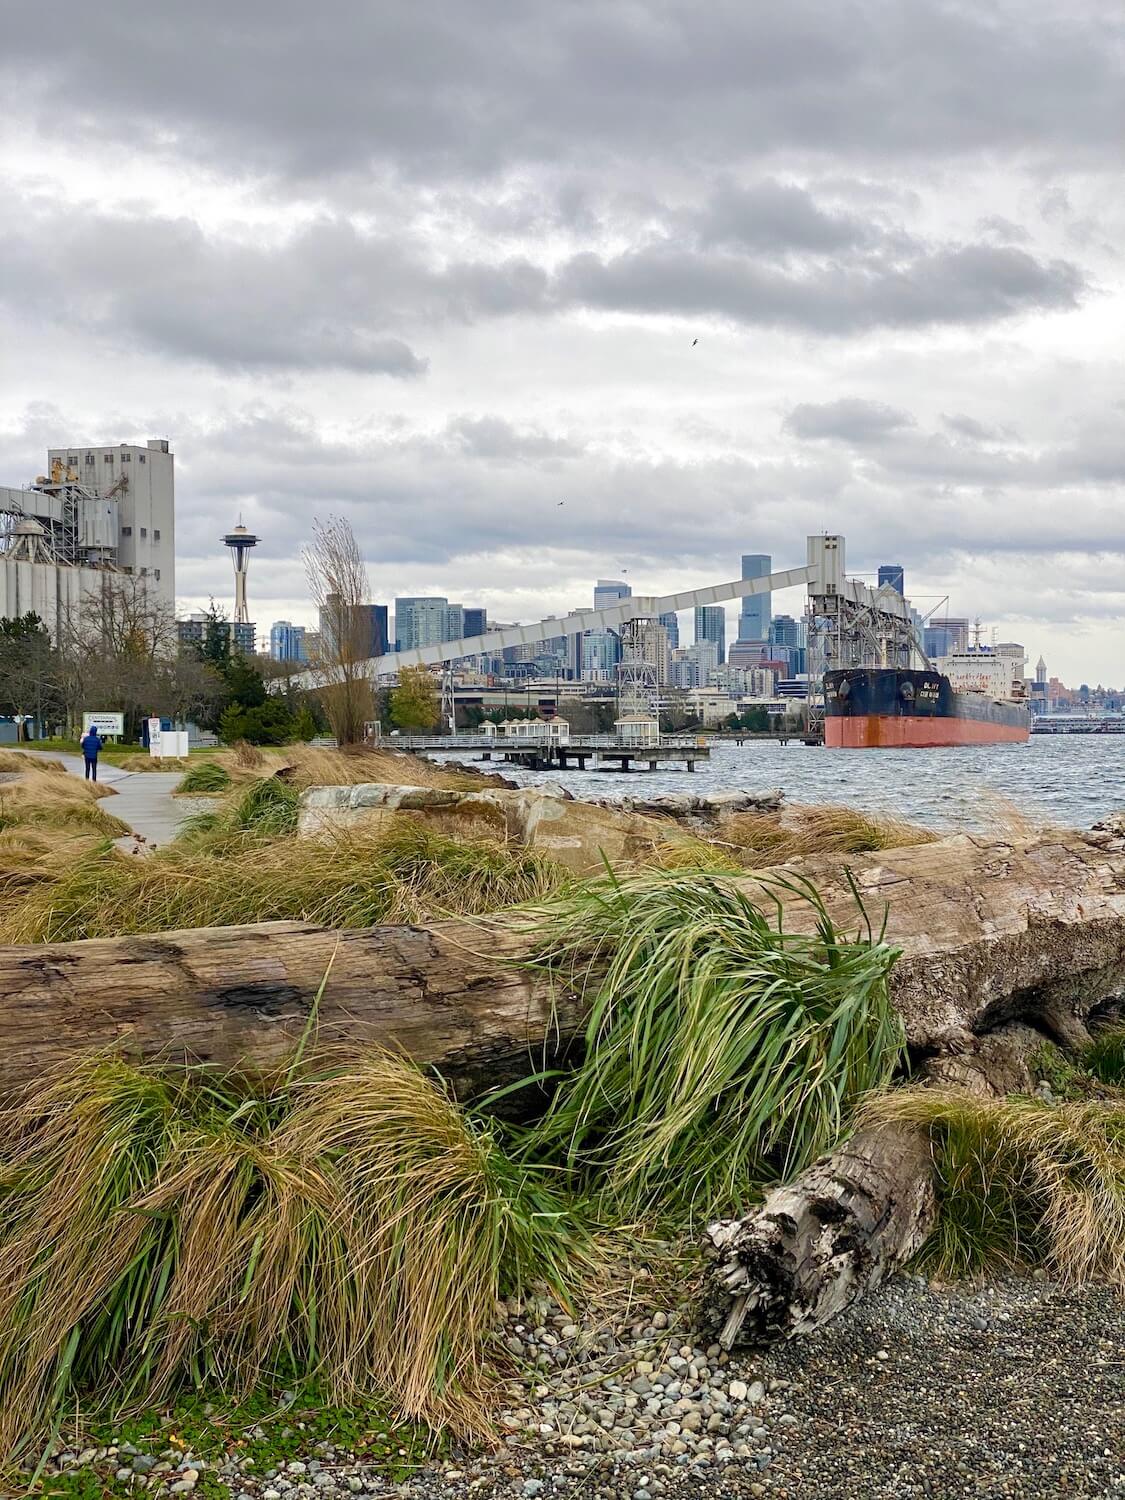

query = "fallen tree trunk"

[0,918,578,1102]
[701,1021,1052,1348]
[0,830,1123,1099]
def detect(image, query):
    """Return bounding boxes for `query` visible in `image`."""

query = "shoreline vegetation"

[0,741,1122,1492]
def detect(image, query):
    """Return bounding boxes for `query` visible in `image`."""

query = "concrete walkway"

[24,751,190,846]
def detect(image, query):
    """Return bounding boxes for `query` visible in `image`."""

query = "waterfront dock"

[388,733,711,772]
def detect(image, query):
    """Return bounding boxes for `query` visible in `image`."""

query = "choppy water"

[438,736,1125,833]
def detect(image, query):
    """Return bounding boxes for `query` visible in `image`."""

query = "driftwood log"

[1,831,1124,1101]
[701,1022,1050,1348]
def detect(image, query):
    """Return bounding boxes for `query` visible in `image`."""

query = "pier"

[387,733,711,772]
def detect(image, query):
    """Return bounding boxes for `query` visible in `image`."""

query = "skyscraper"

[395,597,449,651]
[594,579,631,610]
[463,607,487,638]
[695,604,726,665]
[269,621,307,662]
[738,554,771,644]
[878,564,905,595]
[659,611,680,649]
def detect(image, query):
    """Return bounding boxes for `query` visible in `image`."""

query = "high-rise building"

[47,440,176,617]
[583,629,621,678]
[269,621,308,662]
[594,579,631,610]
[924,617,970,659]
[395,596,449,651]
[670,639,719,689]
[659,611,680,650]
[463,607,487,638]
[353,603,389,658]
[767,613,806,673]
[738,554,771,645]
[695,604,726,666]
[877,564,905,595]
[444,603,465,641]
[634,620,671,685]
[230,621,256,656]
[2,441,176,637]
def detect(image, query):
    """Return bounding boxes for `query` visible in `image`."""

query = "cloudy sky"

[2,1,1122,683]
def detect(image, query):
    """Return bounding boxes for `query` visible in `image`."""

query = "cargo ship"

[824,649,1030,748]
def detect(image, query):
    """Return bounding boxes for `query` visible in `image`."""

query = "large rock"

[298,782,677,874]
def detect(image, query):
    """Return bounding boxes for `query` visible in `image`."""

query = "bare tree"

[302,516,374,745]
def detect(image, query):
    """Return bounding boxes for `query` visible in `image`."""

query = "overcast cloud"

[1,0,1123,682]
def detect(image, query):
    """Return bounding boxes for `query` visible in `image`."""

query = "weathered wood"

[701,1021,1054,1348]
[1,830,1124,1098]
[704,1122,938,1347]
[0,918,577,1102]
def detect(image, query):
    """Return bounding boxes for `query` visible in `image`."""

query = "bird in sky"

[692,338,698,346]
[557,500,565,506]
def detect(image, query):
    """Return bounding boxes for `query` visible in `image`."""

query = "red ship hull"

[826,714,1030,749]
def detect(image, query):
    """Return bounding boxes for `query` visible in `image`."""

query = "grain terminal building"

[0,440,175,635]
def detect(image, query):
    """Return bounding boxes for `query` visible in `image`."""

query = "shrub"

[0,822,567,943]
[866,1089,1125,1285]
[1082,1025,1125,1088]
[175,760,232,795]
[0,1050,585,1454]
[518,869,903,1215]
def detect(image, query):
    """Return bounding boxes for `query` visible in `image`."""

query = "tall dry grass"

[718,804,938,863]
[866,1089,1125,1285]
[0,765,128,838]
[214,743,487,793]
[0,821,567,943]
[0,1049,586,1454]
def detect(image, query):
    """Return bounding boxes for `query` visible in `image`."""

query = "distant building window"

[155,568,161,581]
[140,527,147,538]
[122,525,133,536]
[153,529,161,541]
[85,454,95,464]
[123,565,133,575]
[138,453,146,464]
[104,454,113,464]
[140,567,148,577]
[121,452,131,462]
[67,455,78,465]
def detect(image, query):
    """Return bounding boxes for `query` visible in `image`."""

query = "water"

[438,737,1125,832]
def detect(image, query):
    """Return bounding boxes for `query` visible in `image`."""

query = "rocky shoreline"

[36,1274,1124,1500]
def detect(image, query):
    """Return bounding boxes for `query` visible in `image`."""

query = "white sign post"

[148,720,189,759]
[83,712,125,738]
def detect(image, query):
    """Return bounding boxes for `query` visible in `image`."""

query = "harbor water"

[438,736,1125,833]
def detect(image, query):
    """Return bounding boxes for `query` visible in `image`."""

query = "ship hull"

[824,668,1030,749]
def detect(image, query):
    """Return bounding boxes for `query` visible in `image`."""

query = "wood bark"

[700,1022,1054,1349]
[0,917,578,1103]
[0,830,1123,1099]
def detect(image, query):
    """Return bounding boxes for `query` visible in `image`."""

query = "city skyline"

[2,4,1121,685]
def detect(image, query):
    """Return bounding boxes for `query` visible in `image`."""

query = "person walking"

[80,725,104,782]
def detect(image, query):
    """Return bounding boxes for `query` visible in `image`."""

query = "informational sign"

[83,712,125,737]
[148,720,189,758]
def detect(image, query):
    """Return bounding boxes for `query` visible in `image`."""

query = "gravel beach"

[38,1274,1124,1500]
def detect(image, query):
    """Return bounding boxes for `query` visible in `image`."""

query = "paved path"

[24,751,190,846]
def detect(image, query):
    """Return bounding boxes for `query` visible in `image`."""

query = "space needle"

[222,521,260,624]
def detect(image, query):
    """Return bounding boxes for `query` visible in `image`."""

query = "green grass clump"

[38,1383,436,1498]
[518,869,903,1216]
[866,1089,1125,1285]
[1082,1024,1125,1088]
[0,1050,585,1457]
[174,760,232,795]
[0,822,566,942]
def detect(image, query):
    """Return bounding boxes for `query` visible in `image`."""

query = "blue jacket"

[81,730,103,759]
